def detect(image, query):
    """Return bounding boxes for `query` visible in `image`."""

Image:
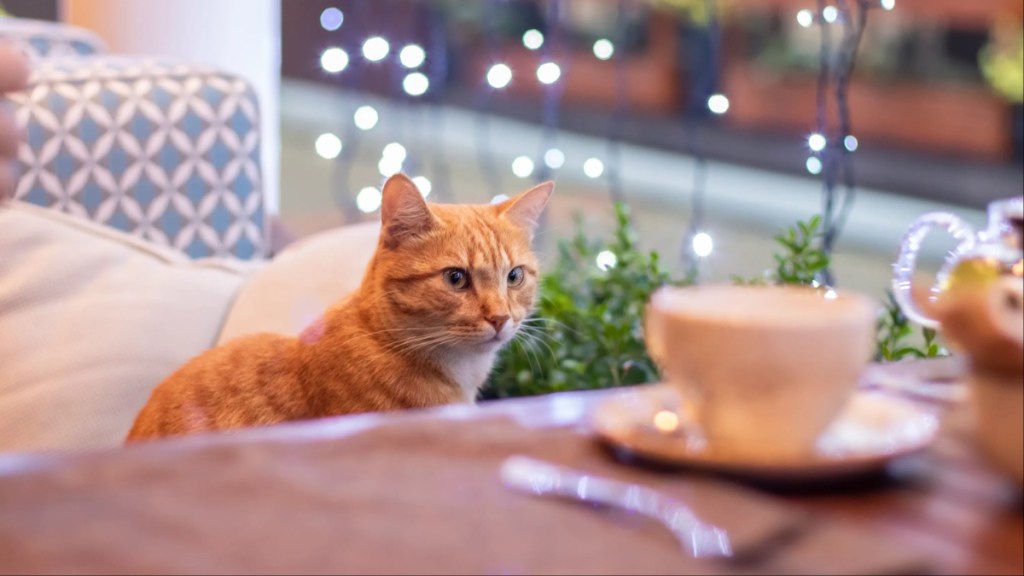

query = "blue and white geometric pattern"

[6,56,266,260]
[0,17,105,60]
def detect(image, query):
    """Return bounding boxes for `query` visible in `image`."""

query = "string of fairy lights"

[800,0,893,284]
[311,2,627,218]
[311,0,895,277]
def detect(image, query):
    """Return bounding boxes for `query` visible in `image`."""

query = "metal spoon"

[499,455,733,559]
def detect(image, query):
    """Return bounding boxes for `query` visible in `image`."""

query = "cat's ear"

[380,173,435,248]
[497,181,554,234]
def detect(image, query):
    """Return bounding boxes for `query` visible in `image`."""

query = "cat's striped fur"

[126,174,552,442]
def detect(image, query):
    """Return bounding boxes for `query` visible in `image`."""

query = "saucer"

[590,384,940,482]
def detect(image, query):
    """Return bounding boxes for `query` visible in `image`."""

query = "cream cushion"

[217,221,379,344]
[0,201,253,453]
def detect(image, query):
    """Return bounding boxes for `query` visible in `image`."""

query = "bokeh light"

[596,250,618,271]
[512,156,535,178]
[356,187,382,213]
[692,232,714,258]
[487,63,512,89]
[583,157,604,178]
[544,148,565,169]
[378,156,402,177]
[653,410,679,432]
[362,36,390,62]
[796,9,814,28]
[403,72,429,96]
[399,44,425,69]
[320,47,349,73]
[354,105,379,130]
[383,142,407,161]
[314,133,342,159]
[320,7,343,31]
[808,133,827,152]
[593,39,614,60]
[536,62,561,85]
[707,94,730,114]
[412,176,432,198]
[522,29,544,50]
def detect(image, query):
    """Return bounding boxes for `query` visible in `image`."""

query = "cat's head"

[368,173,553,353]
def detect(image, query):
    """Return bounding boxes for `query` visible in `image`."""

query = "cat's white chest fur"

[444,349,499,401]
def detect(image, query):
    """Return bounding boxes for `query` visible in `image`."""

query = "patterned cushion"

[0,17,105,59]
[5,56,267,260]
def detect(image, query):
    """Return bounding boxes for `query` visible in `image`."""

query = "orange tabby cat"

[126,174,553,442]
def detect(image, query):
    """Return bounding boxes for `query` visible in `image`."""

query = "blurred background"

[4,0,1023,299]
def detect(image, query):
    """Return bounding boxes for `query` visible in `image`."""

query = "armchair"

[0,17,377,453]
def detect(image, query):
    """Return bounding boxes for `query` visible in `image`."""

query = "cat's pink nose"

[486,315,510,333]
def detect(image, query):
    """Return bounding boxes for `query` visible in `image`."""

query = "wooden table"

[0,362,1021,575]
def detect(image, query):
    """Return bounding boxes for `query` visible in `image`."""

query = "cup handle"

[892,211,976,328]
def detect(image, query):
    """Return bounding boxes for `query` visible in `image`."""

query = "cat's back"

[126,332,304,442]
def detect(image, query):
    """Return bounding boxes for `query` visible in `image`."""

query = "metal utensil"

[499,455,733,558]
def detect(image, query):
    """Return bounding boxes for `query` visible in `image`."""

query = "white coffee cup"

[645,284,877,460]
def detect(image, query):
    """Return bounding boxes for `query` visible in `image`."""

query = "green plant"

[480,203,675,399]
[875,290,944,361]
[734,215,831,286]
[772,215,831,285]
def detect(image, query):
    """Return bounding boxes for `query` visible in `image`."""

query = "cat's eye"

[443,268,470,289]
[507,266,525,287]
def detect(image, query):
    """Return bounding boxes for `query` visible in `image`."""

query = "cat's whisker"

[516,330,548,375]
[382,329,476,357]
[395,335,452,351]
[381,332,449,354]
[521,315,580,337]
[515,323,549,342]
[514,326,558,365]
[519,336,545,377]
[512,323,544,340]
[362,326,438,337]
[396,334,463,357]
[520,317,556,331]
[510,337,541,376]
[329,326,439,350]
[516,324,547,341]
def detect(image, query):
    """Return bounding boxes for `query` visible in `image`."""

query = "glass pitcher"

[893,196,1024,328]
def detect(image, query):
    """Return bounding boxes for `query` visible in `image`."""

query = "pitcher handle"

[892,212,977,329]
